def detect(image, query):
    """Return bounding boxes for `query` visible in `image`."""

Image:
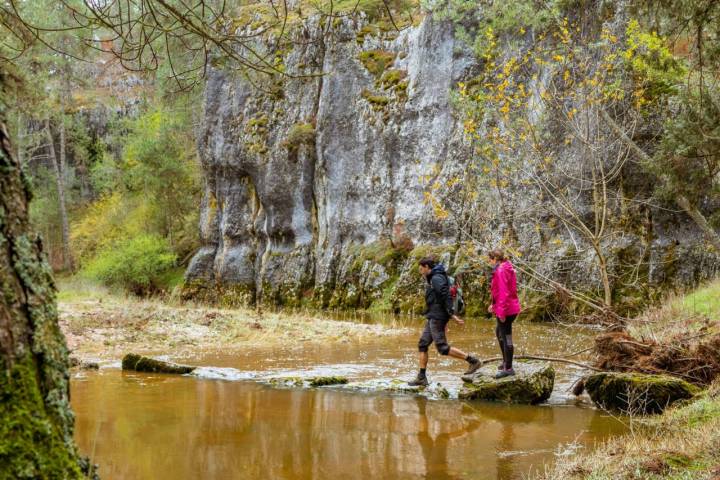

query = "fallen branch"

[480,355,603,372]
[566,346,594,357]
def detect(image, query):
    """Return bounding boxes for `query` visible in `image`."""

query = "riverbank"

[58,277,411,361]
[542,378,720,479]
[540,279,720,479]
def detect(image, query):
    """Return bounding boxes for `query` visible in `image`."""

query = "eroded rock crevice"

[184,13,719,316]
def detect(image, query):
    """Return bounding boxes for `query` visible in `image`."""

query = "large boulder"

[459,361,555,404]
[583,372,700,414]
[121,353,196,374]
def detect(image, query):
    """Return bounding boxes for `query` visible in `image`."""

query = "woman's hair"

[488,248,506,262]
[418,257,437,268]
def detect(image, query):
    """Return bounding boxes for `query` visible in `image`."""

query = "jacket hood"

[500,260,515,272]
[428,264,447,280]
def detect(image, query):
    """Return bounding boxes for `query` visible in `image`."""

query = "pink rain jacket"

[490,260,521,319]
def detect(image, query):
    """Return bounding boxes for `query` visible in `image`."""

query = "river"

[71,314,626,479]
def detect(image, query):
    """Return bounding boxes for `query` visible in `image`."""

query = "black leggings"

[495,314,517,369]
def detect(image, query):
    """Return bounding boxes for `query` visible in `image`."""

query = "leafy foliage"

[82,234,177,295]
[623,19,687,103]
[654,87,720,215]
[68,106,201,293]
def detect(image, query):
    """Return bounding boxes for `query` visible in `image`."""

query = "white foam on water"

[261,363,381,380]
[191,367,257,381]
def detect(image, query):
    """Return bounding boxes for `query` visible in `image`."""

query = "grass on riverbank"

[542,379,720,479]
[541,279,720,479]
[57,276,411,361]
[628,279,720,343]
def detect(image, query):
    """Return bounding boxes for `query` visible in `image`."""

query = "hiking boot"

[464,357,482,375]
[494,368,516,379]
[408,374,429,387]
[497,363,506,371]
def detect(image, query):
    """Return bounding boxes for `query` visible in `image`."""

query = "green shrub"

[83,234,178,295]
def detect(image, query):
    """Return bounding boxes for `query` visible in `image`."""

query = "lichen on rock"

[121,353,196,374]
[583,371,700,414]
[459,361,555,404]
[266,375,349,388]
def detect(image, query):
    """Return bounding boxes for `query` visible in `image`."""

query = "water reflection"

[72,371,625,480]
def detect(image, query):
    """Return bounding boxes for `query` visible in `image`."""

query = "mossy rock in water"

[345,379,450,399]
[583,372,699,414]
[309,376,349,387]
[267,377,304,387]
[121,353,195,374]
[459,361,555,404]
[267,376,349,388]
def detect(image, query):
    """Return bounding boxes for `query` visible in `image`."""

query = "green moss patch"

[349,240,405,272]
[378,69,407,89]
[266,376,349,388]
[459,361,555,404]
[358,50,397,78]
[0,354,83,479]
[180,280,256,308]
[284,122,316,149]
[309,376,349,387]
[361,89,390,110]
[283,122,316,161]
[122,353,196,374]
[584,371,700,414]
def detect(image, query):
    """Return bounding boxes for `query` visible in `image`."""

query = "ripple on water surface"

[71,317,624,480]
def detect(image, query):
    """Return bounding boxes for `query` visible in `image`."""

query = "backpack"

[448,276,466,315]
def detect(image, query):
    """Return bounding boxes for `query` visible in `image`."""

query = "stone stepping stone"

[459,361,555,404]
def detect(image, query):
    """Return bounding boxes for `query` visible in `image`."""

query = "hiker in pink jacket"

[488,249,521,378]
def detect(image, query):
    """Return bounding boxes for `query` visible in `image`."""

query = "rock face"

[584,372,699,414]
[184,8,719,317]
[459,362,555,404]
[121,354,196,374]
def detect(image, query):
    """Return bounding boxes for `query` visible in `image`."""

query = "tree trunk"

[600,109,720,253]
[45,118,74,272]
[1,91,84,476]
[590,241,613,308]
[16,111,23,165]
[599,256,612,308]
[676,194,720,253]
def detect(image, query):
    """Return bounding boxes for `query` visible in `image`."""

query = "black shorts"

[418,318,451,355]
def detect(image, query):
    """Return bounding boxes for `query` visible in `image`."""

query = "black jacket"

[424,264,454,321]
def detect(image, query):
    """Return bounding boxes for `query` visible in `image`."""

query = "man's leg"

[419,350,429,369]
[431,320,480,372]
[447,347,469,360]
[409,321,432,386]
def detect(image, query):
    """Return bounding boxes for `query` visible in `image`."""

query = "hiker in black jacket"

[408,257,481,387]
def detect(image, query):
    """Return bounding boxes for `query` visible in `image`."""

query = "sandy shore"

[59,295,411,361]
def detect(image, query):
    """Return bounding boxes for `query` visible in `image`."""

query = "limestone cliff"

[184,9,718,318]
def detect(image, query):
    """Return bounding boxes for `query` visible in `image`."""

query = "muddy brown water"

[71,315,626,479]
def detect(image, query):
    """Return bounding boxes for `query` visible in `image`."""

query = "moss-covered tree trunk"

[1,75,84,478]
